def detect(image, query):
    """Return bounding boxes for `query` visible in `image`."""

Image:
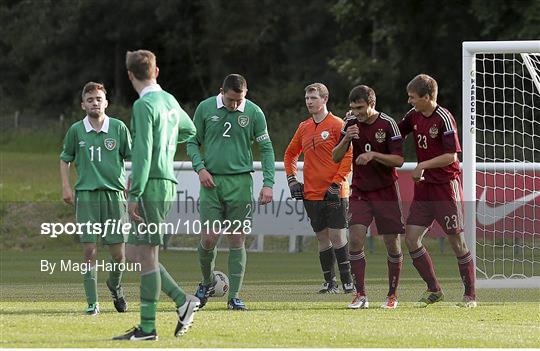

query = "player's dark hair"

[349,85,376,106]
[222,74,247,93]
[407,74,438,101]
[126,50,156,81]
[81,82,106,100]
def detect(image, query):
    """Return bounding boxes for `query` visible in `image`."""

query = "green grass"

[0,151,66,202]
[1,249,539,348]
[1,136,539,347]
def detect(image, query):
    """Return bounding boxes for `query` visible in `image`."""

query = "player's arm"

[120,122,132,161]
[177,108,196,144]
[59,126,76,204]
[254,109,275,204]
[332,126,353,186]
[333,137,352,163]
[128,101,153,202]
[284,124,304,199]
[357,119,404,167]
[412,152,457,181]
[186,103,206,172]
[333,118,357,163]
[327,124,352,207]
[59,160,73,204]
[357,152,404,167]
[397,109,414,137]
[418,153,458,170]
[284,123,304,182]
[186,104,215,187]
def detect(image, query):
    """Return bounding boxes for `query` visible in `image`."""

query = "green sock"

[83,265,97,305]
[160,263,186,307]
[107,257,124,298]
[140,269,160,334]
[198,242,217,285]
[228,246,246,300]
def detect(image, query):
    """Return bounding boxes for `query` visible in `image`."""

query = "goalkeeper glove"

[324,183,341,208]
[287,175,304,200]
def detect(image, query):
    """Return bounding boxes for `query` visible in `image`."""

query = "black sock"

[319,246,336,282]
[334,243,352,284]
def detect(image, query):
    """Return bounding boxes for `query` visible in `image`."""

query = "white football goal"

[462,40,540,288]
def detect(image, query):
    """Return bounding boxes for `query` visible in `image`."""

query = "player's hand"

[324,183,341,209]
[344,124,360,141]
[198,169,216,188]
[62,185,74,205]
[412,165,425,182]
[288,181,304,200]
[128,201,143,222]
[356,152,375,165]
[259,186,273,205]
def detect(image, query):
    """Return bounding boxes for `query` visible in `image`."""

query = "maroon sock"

[349,250,366,295]
[410,246,441,292]
[387,252,403,296]
[457,251,476,298]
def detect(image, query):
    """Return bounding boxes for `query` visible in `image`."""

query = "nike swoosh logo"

[476,190,540,226]
[180,301,191,321]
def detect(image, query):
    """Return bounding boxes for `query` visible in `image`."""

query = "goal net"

[463,41,540,288]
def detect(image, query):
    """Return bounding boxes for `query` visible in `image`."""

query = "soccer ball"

[213,271,229,297]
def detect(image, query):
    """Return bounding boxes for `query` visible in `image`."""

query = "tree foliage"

[1,0,537,157]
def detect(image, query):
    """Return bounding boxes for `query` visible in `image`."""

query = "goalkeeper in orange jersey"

[284,83,354,294]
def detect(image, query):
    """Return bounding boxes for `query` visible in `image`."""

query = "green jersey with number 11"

[60,116,131,191]
[129,85,196,201]
[187,94,275,188]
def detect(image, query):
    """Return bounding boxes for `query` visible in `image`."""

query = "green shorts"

[75,190,128,245]
[199,173,253,234]
[128,179,175,246]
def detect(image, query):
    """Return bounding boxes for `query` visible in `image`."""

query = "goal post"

[463,40,540,288]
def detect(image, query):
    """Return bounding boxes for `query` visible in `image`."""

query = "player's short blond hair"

[304,83,329,99]
[407,74,438,101]
[125,50,156,81]
[81,82,106,100]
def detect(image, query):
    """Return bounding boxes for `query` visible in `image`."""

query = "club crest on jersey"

[375,129,386,143]
[104,138,116,151]
[238,115,249,128]
[429,125,439,138]
[320,131,330,140]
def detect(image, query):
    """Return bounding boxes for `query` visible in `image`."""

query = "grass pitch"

[1,248,539,348]
[1,149,539,347]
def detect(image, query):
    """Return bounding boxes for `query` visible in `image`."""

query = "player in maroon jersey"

[333,85,405,309]
[398,74,476,308]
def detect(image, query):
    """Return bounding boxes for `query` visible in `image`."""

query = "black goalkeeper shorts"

[303,199,349,233]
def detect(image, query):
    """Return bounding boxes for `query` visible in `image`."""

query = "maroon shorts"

[349,182,405,235]
[406,178,464,235]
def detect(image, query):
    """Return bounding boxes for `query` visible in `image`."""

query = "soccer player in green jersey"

[113,50,198,341]
[60,82,131,316]
[187,74,275,311]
